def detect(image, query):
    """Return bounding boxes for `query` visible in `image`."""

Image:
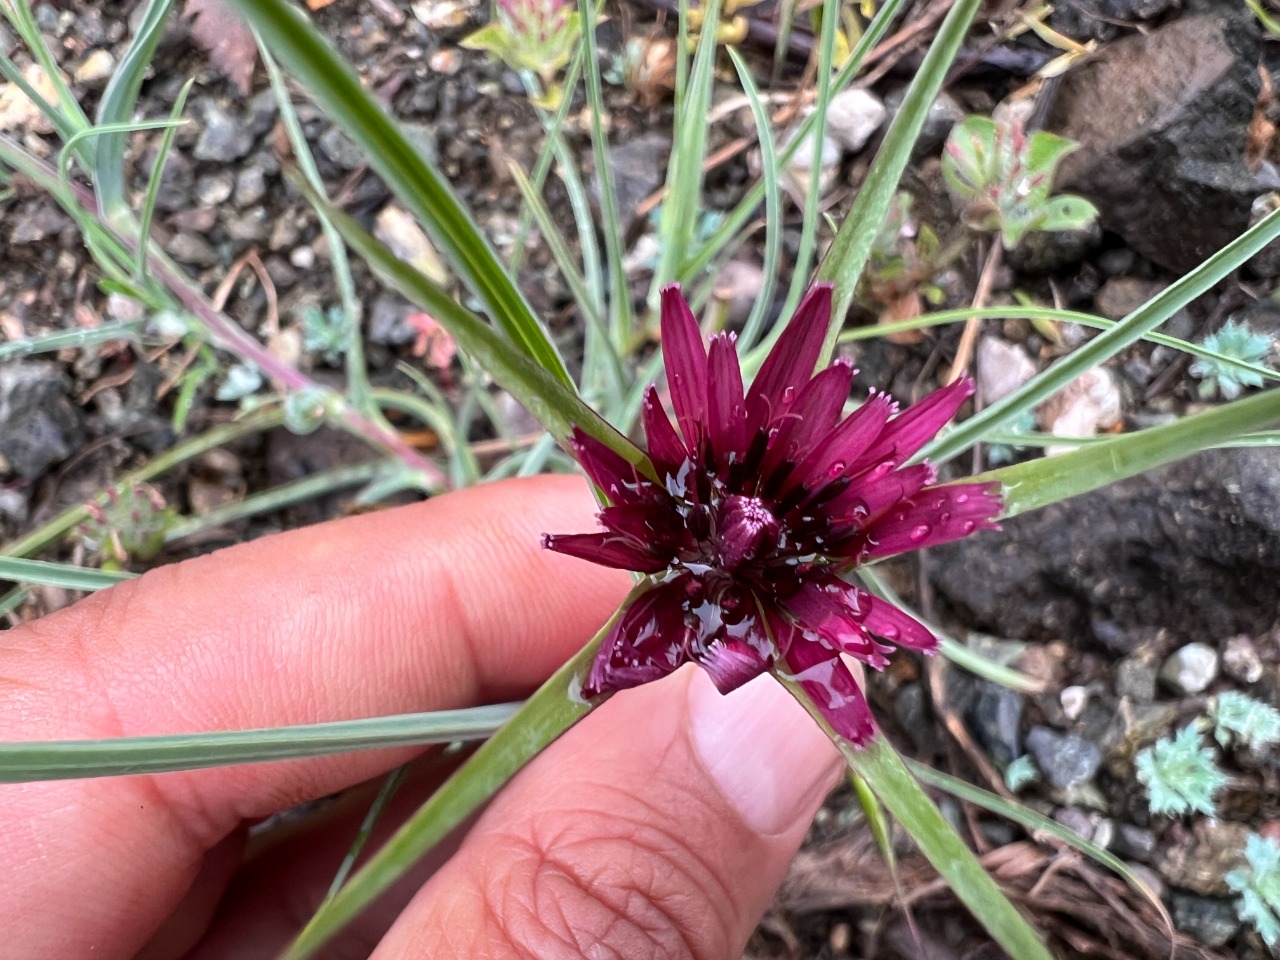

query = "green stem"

[276,591,639,959]
[780,677,1053,960]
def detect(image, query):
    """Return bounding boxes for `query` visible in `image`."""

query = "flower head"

[543,283,1002,744]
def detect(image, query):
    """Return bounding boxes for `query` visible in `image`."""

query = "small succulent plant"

[301,304,351,366]
[77,483,177,570]
[942,114,1097,250]
[1135,724,1227,817]
[1213,691,1280,751]
[1188,318,1276,401]
[1228,833,1280,949]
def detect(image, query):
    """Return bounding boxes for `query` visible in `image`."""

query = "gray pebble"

[195,103,253,162]
[165,232,220,266]
[1170,892,1241,948]
[195,172,234,206]
[1026,726,1102,790]
[318,127,364,169]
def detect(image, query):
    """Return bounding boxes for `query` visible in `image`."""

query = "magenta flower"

[543,283,1002,744]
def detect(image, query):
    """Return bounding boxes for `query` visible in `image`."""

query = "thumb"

[372,666,843,960]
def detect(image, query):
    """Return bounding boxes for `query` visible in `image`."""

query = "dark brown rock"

[1047,12,1272,273]
[929,448,1280,650]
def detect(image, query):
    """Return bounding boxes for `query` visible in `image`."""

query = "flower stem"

[276,585,645,960]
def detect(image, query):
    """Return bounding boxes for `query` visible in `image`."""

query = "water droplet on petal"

[827,460,846,478]
[960,520,977,534]
[908,524,931,543]
[782,386,796,404]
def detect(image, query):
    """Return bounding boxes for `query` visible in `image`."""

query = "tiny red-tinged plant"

[545,283,1002,744]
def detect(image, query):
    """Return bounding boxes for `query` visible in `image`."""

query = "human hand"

[0,475,842,960]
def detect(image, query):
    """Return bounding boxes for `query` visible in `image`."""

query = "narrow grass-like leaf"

[985,384,1280,518]
[0,585,25,619]
[573,1,633,352]
[725,48,782,354]
[0,704,520,782]
[136,78,194,279]
[277,590,643,960]
[327,765,408,902]
[907,760,1173,934]
[259,39,378,420]
[299,182,652,474]
[60,119,185,192]
[778,0,840,326]
[0,0,90,147]
[924,206,1280,465]
[682,0,909,300]
[508,162,624,397]
[783,705,1053,960]
[509,40,587,275]
[840,305,1280,386]
[93,0,175,218]
[979,428,1280,449]
[653,0,722,294]
[0,319,146,361]
[0,557,135,591]
[229,0,572,387]
[815,0,982,361]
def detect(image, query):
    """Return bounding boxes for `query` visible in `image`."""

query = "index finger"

[0,474,628,959]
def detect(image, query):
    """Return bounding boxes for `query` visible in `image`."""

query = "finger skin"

[373,669,842,960]
[0,476,629,960]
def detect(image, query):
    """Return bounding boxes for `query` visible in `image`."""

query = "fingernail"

[687,668,843,836]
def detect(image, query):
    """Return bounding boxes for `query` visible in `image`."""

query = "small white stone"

[977,335,1037,404]
[1060,684,1089,721]
[824,88,886,153]
[1158,642,1220,695]
[1039,367,1123,455]
[289,245,316,270]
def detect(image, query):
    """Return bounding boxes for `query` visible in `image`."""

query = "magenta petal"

[782,391,896,497]
[759,360,854,483]
[861,596,938,652]
[569,428,639,502]
[542,531,669,573]
[641,385,688,474]
[779,577,887,666]
[699,639,769,694]
[862,377,975,466]
[745,283,833,429]
[660,284,709,450]
[862,481,1003,559]
[599,502,678,546]
[783,636,876,746]
[705,333,747,470]
[581,578,697,698]
[856,462,937,520]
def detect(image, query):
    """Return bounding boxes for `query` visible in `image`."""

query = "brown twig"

[947,239,1003,384]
